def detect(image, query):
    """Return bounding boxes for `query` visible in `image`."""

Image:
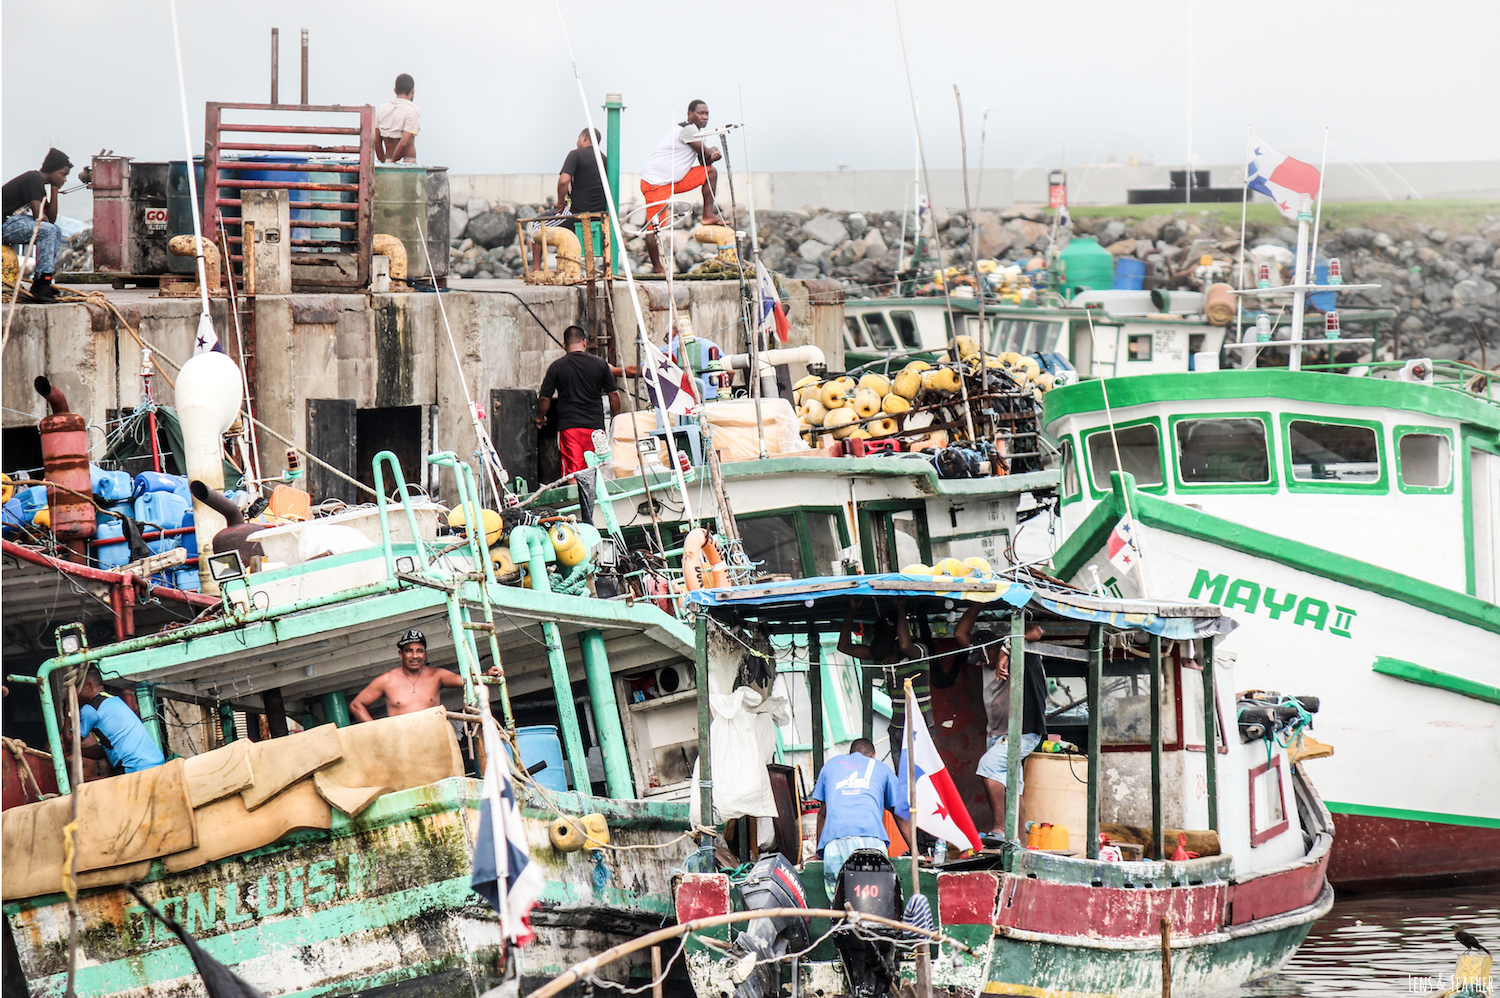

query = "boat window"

[988,318,1011,353]
[1060,438,1079,499]
[1398,432,1451,489]
[861,505,930,572]
[844,317,868,348]
[1127,334,1153,362]
[1288,420,1380,483]
[1042,322,1065,354]
[1175,418,1270,484]
[741,514,801,578]
[890,311,921,349]
[1100,659,1177,746]
[1086,423,1163,491]
[862,313,899,350]
[1250,760,1288,846]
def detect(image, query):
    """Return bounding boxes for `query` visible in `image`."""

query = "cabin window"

[862,314,899,350]
[1396,429,1452,490]
[891,311,921,349]
[1085,422,1164,492]
[1249,759,1289,846]
[1099,659,1178,746]
[741,509,847,579]
[859,503,931,572]
[988,319,1010,353]
[1287,419,1380,484]
[1127,334,1153,362]
[1059,438,1079,500]
[844,317,868,348]
[1174,417,1271,485]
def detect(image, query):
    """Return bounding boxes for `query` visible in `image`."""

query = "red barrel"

[35,377,96,560]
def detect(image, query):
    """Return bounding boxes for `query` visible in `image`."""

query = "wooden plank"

[490,388,539,493]
[306,397,358,505]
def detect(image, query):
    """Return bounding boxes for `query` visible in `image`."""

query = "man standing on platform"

[639,100,722,273]
[536,325,622,477]
[812,738,912,895]
[531,128,610,273]
[374,74,421,163]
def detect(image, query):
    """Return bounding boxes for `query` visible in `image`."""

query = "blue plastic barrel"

[1309,259,1335,314]
[516,725,569,793]
[95,521,129,569]
[235,155,313,240]
[1113,257,1147,290]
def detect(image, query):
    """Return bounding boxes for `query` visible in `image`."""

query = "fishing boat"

[671,574,1334,998]
[1040,194,1500,891]
[1,447,714,998]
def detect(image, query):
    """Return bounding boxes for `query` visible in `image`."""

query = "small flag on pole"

[1247,135,1322,222]
[193,312,224,355]
[472,687,544,946]
[1106,516,1141,574]
[754,259,790,343]
[640,340,697,416]
[899,687,982,852]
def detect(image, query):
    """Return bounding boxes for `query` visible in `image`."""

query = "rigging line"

[551,2,697,528]
[167,0,213,332]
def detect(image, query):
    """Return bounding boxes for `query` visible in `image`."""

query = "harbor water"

[1249,887,1498,998]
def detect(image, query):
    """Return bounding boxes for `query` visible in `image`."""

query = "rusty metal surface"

[202,102,374,290]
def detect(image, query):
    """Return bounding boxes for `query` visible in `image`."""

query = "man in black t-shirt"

[3,148,73,303]
[536,325,621,477]
[530,129,610,273]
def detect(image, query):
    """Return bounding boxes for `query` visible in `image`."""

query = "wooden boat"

[673,575,1334,998]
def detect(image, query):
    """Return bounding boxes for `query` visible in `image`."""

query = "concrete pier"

[2,277,843,499]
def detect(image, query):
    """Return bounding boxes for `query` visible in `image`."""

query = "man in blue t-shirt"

[70,667,166,776]
[812,738,912,895]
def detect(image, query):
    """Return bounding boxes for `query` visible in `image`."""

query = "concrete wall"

[451,160,1500,213]
[2,276,843,498]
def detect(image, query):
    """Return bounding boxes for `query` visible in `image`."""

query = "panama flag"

[755,258,790,343]
[471,685,544,945]
[1247,135,1321,222]
[1106,516,1140,574]
[899,684,982,852]
[641,339,698,416]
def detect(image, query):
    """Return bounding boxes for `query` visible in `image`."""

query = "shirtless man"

[349,629,496,721]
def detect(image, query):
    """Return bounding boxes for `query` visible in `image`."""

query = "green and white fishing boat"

[1041,195,1500,891]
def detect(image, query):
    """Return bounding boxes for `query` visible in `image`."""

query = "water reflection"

[1250,888,1499,998]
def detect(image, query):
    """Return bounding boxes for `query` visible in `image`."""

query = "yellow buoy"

[824,407,858,438]
[964,556,993,574]
[922,368,961,393]
[881,393,911,415]
[800,398,829,425]
[33,507,51,529]
[954,335,980,360]
[857,373,892,396]
[892,369,921,400]
[852,387,882,419]
[935,557,970,577]
[870,417,899,437]
[847,427,872,440]
[820,378,854,410]
[903,360,931,373]
[448,506,505,546]
[901,563,932,575]
[0,472,12,504]
[549,522,586,567]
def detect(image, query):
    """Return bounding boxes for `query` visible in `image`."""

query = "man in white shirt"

[638,100,722,273]
[375,74,421,163]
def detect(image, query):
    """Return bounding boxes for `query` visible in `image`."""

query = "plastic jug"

[94,521,129,569]
[17,485,49,522]
[91,465,134,502]
[173,568,201,592]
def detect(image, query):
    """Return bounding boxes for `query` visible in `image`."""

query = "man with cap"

[349,629,499,722]
[3,148,73,303]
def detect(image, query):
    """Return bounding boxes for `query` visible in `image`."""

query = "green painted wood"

[696,615,713,824]
[1323,799,1500,829]
[1372,655,1500,706]
[1004,612,1026,843]
[1086,624,1103,859]
[1149,634,1163,861]
[1203,636,1218,832]
[321,691,351,727]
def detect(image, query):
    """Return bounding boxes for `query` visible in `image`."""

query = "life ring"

[681,528,730,590]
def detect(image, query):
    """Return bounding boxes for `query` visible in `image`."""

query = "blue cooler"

[95,521,129,569]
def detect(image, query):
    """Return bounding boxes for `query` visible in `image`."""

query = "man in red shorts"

[536,325,622,477]
[640,99,723,273]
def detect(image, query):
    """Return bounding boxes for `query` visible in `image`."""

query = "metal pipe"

[1149,634,1164,860]
[1202,636,1218,832]
[299,29,308,105]
[189,480,244,524]
[1004,611,1026,842]
[543,620,591,793]
[808,621,824,777]
[135,683,165,754]
[321,691,351,727]
[718,344,827,376]
[605,94,623,276]
[580,628,633,798]
[1086,623,1103,859]
[695,614,712,825]
[270,28,279,105]
[1,539,217,608]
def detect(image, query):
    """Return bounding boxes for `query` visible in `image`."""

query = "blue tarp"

[685,573,1225,639]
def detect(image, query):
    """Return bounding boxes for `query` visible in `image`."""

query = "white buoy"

[176,351,244,593]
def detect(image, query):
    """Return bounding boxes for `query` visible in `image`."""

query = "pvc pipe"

[579,628,633,798]
[509,525,553,594]
[718,344,827,374]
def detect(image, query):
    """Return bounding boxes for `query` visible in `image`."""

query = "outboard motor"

[832,849,904,998]
[726,853,809,998]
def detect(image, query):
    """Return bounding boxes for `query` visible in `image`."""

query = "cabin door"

[858,501,931,573]
[1472,447,1500,601]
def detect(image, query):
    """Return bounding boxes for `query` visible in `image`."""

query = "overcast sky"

[5,0,1497,218]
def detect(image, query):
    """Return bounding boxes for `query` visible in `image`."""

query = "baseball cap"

[397,628,426,648]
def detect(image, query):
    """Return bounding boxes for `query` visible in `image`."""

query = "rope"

[2,736,49,802]
[61,820,80,899]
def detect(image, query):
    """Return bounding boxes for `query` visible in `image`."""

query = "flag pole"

[1307,126,1330,301]
[1235,126,1251,363]
[904,677,932,998]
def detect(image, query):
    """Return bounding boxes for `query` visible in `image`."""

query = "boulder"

[1134,215,1173,242]
[1339,227,1376,249]
[1423,281,1453,304]
[449,207,469,241]
[1373,232,1394,249]
[798,238,831,262]
[792,262,821,281]
[759,244,788,271]
[972,221,1013,260]
[848,259,878,282]
[1000,205,1048,222]
[1399,314,1425,334]
[1105,239,1136,257]
[847,213,869,240]
[802,214,850,247]
[1004,217,1050,249]
[1429,229,1449,244]
[1274,226,1297,245]
[466,210,516,249]
[1096,219,1128,247]
[862,228,889,260]
[466,197,493,218]
[832,240,861,267]
[1453,278,1497,307]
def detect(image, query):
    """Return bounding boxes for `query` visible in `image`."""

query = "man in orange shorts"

[640,100,723,273]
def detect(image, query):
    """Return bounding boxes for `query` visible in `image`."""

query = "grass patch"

[1068,198,1500,237]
